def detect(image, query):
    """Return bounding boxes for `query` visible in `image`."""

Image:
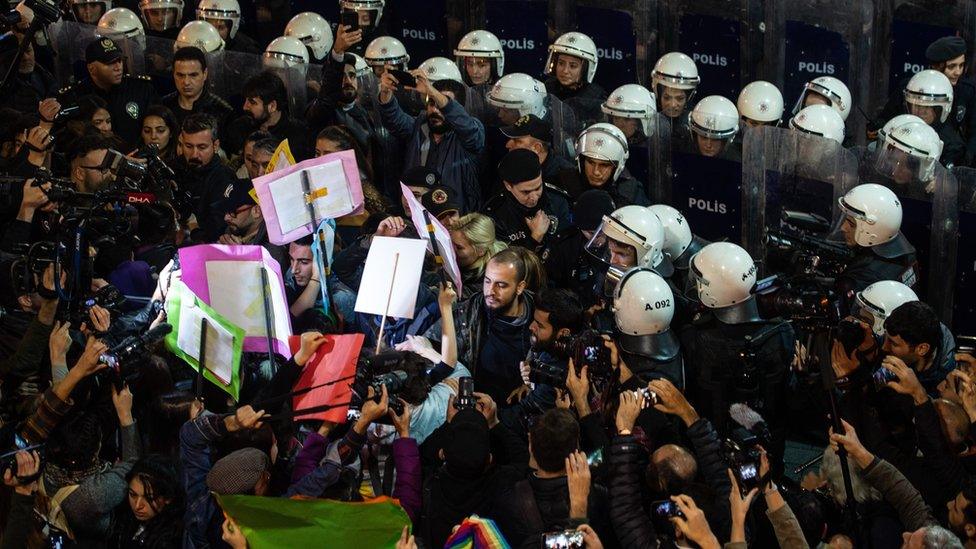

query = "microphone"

[729,402,772,445]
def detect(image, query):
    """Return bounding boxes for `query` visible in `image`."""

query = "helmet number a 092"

[646,299,671,311]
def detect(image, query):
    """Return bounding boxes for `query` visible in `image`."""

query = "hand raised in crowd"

[358,385,390,429]
[17,178,50,221]
[565,450,591,519]
[2,450,41,496]
[395,526,417,549]
[670,494,720,549]
[378,71,399,104]
[221,514,248,549]
[602,336,634,382]
[395,334,441,364]
[225,405,267,433]
[25,125,52,153]
[332,24,363,55]
[615,390,643,434]
[948,369,976,422]
[506,384,529,404]
[555,388,571,409]
[576,524,604,549]
[294,331,327,367]
[375,216,407,237]
[828,418,873,468]
[37,98,61,126]
[881,355,927,405]
[438,281,457,310]
[830,339,861,379]
[88,304,111,333]
[474,392,499,428]
[648,378,699,426]
[73,337,109,377]
[955,352,976,375]
[389,398,412,438]
[727,469,759,542]
[112,384,134,427]
[48,320,72,362]
[566,358,591,415]
[525,209,551,243]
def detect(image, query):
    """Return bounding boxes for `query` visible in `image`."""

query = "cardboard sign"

[287,333,364,422]
[353,236,428,320]
[400,182,463,294]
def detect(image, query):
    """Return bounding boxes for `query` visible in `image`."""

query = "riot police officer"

[925,36,976,165]
[175,21,224,53]
[872,118,944,195]
[454,29,505,88]
[680,242,795,466]
[556,122,649,206]
[139,0,183,39]
[284,12,333,63]
[792,76,851,123]
[836,183,917,293]
[198,0,260,54]
[650,52,699,134]
[58,37,156,150]
[543,31,606,126]
[540,189,616,303]
[737,81,784,128]
[612,267,684,389]
[687,95,740,160]
[789,104,845,145]
[648,203,708,292]
[601,83,658,184]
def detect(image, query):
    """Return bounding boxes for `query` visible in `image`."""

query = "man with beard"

[484,149,571,252]
[69,133,116,194]
[378,68,485,212]
[225,71,310,160]
[58,37,156,150]
[216,178,287,270]
[432,248,533,406]
[500,114,573,184]
[306,23,375,152]
[160,47,235,134]
[176,113,239,243]
[500,288,584,434]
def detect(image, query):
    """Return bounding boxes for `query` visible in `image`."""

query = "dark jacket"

[544,78,607,127]
[159,91,235,136]
[378,96,486,212]
[555,168,650,207]
[176,157,239,243]
[483,186,573,251]
[58,75,157,150]
[306,52,375,153]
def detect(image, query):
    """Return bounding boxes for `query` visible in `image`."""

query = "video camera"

[527,330,613,389]
[723,427,764,495]
[350,351,412,417]
[98,323,173,389]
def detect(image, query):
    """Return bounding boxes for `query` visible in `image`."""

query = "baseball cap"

[86,37,123,65]
[422,184,461,219]
[215,178,256,214]
[500,114,552,143]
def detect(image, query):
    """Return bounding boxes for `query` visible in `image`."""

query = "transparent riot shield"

[547,93,581,161]
[951,166,976,333]
[260,63,310,118]
[763,0,874,146]
[605,112,672,204]
[356,69,408,204]
[570,0,643,93]
[853,145,959,321]
[668,139,743,244]
[144,34,176,96]
[740,125,859,271]
[207,49,263,114]
[656,0,753,100]
[47,20,99,86]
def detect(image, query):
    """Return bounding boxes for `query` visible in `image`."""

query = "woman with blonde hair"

[450,213,507,299]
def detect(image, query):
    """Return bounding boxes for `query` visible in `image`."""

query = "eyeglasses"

[226,204,254,217]
[78,165,110,174]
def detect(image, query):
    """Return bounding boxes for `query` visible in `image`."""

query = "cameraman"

[68,132,116,193]
[502,288,584,434]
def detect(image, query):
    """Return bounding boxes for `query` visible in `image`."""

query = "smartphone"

[733,461,761,495]
[541,530,584,549]
[651,500,684,519]
[872,366,898,389]
[388,68,417,88]
[340,10,359,32]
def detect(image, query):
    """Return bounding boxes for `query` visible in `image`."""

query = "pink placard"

[254,149,365,245]
[178,245,293,357]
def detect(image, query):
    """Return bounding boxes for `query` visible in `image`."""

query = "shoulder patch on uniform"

[544,182,570,197]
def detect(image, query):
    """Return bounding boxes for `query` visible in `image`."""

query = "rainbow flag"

[444,515,511,549]
[217,495,410,548]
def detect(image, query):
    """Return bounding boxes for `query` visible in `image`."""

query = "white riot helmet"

[419,56,464,84]
[601,84,657,137]
[586,205,666,271]
[878,114,924,146]
[789,104,846,144]
[454,29,505,79]
[576,123,630,181]
[855,280,919,336]
[488,73,547,119]
[651,52,700,93]
[71,0,111,24]
[838,183,903,247]
[876,119,944,182]
[97,8,144,41]
[263,36,309,69]
[690,95,739,141]
[347,52,370,78]
[340,0,384,26]
[648,204,692,261]
[196,0,240,40]
[737,80,784,124]
[285,12,333,62]
[690,242,757,309]
[364,36,409,69]
[613,268,675,336]
[139,0,183,31]
[545,31,599,84]
[904,69,954,124]
[795,76,851,121]
[174,21,224,53]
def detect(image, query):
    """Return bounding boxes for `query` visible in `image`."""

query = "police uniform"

[837,234,918,295]
[58,38,156,150]
[924,36,976,165]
